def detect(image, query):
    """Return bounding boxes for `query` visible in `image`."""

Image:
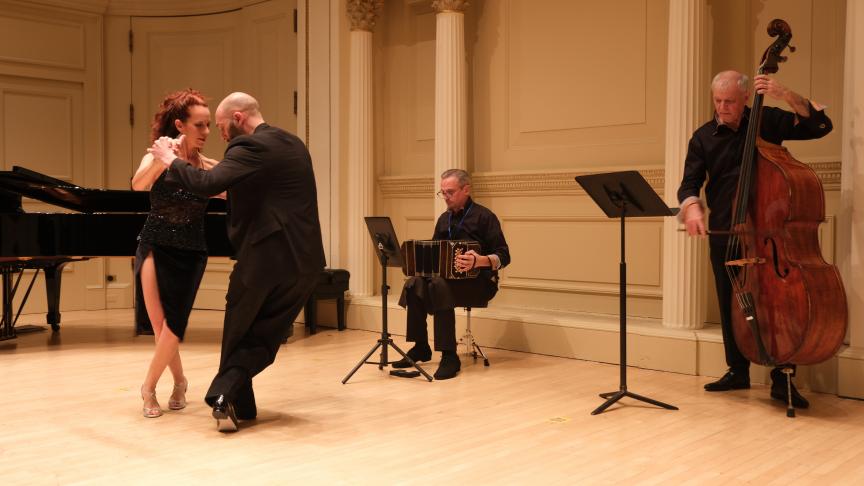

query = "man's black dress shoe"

[236,410,257,421]
[392,345,432,368]
[770,370,810,409]
[433,353,461,380]
[212,395,238,432]
[235,391,257,421]
[704,370,750,391]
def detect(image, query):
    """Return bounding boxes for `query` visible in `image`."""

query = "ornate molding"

[20,0,268,15]
[431,0,469,13]
[810,161,842,190]
[105,0,260,15]
[379,175,435,198]
[19,0,109,14]
[473,169,665,196]
[377,163,842,198]
[378,170,663,198]
[347,0,384,32]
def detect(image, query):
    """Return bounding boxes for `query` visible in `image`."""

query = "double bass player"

[677,70,833,409]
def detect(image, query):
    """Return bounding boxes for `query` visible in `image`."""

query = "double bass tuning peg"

[778,45,795,63]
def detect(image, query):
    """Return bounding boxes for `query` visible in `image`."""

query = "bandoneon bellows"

[400,240,481,279]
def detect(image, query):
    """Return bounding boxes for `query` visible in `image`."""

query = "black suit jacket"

[166,123,326,287]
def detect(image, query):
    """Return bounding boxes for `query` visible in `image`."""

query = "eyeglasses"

[436,188,461,199]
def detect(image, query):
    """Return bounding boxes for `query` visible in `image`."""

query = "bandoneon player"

[395,169,511,380]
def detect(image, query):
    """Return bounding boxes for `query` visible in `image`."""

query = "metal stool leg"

[461,307,490,367]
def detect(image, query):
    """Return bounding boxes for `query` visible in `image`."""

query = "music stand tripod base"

[591,389,678,415]
[341,334,433,383]
[342,217,433,384]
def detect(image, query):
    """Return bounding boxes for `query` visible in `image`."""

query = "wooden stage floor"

[2,309,864,484]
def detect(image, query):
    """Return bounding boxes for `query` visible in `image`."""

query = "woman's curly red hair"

[149,89,208,143]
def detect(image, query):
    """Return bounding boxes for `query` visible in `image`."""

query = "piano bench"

[303,268,350,334]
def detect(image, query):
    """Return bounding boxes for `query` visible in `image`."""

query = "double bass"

[726,19,847,386]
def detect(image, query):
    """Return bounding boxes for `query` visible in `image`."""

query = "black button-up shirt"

[677,105,833,245]
[432,197,511,281]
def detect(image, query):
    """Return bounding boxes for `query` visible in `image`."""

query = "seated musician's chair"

[304,268,350,334]
[461,304,490,367]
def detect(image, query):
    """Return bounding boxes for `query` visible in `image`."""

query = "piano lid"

[0,166,226,214]
[0,186,23,214]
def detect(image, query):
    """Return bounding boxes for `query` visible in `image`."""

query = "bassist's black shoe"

[704,370,750,391]
[770,369,810,409]
[212,395,239,432]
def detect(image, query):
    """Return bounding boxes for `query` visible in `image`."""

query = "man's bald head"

[216,92,261,118]
[214,92,265,141]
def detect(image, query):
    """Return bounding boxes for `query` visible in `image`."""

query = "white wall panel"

[2,89,76,179]
[0,14,85,69]
[510,0,647,133]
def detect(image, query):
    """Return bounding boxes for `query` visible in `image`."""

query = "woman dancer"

[132,89,219,418]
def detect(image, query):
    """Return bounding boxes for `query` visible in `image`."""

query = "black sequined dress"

[134,171,209,340]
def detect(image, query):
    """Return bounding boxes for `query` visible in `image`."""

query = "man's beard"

[227,120,244,140]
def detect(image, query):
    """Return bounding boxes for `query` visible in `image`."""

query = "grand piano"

[0,166,233,340]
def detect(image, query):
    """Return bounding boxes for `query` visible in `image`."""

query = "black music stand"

[342,217,433,383]
[575,171,679,415]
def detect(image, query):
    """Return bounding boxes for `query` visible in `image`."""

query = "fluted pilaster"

[433,0,469,215]
[661,0,709,329]
[837,0,864,397]
[346,0,381,296]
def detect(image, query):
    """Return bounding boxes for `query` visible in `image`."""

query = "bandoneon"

[400,240,481,279]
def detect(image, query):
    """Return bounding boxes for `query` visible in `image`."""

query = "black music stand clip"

[575,171,679,415]
[342,217,433,383]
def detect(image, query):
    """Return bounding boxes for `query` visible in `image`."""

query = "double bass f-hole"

[763,236,789,278]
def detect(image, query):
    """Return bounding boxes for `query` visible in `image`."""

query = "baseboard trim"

[309,296,845,395]
[344,296,721,376]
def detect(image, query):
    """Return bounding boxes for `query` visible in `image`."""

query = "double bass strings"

[725,65,767,291]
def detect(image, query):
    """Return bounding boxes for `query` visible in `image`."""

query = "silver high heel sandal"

[141,386,163,418]
[168,379,188,410]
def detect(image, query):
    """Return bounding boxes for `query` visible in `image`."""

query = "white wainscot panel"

[404,215,436,241]
[500,216,663,297]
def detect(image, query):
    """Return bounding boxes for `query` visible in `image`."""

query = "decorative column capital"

[432,0,469,13]
[347,0,384,32]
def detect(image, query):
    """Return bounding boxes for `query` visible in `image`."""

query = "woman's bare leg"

[139,253,185,411]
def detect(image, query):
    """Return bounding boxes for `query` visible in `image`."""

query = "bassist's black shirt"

[677,105,832,245]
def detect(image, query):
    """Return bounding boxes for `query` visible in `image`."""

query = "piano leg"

[1,266,16,340]
[43,262,70,332]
